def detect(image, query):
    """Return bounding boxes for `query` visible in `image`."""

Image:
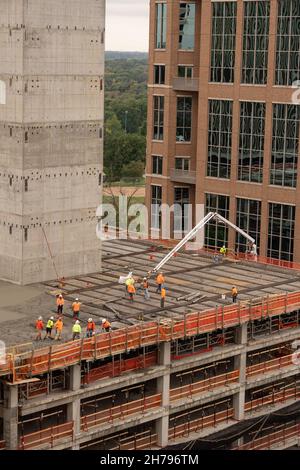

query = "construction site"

[1,222,300,451]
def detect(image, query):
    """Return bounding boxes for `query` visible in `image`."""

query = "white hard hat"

[38,316,42,320]
[59,294,62,298]
[50,316,54,320]
[75,298,79,301]
[143,277,147,280]
[75,320,80,324]
[88,318,93,322]
[102,318,106,323]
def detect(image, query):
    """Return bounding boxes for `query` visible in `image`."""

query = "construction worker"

[72,298,81,319]
[220,245,227,256]
[54,317,63,341]
[161,287,166,308]
[72,320,81,340]
[127,282,136,301]
[35,316,44,341]
[232,286,238,303]
[45,316,54,340]
[125,275,135,297]
[156,272,165,293]
[102,319,111,333]
[56,294,64,315]
[143,277,150,300]
[86,318,96,338]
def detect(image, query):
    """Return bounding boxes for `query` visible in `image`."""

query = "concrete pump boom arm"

[152,211,255,274]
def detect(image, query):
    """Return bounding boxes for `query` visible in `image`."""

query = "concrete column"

[233,323,247,421]
[3,384,19,450]
[67,364,81,450]
[156,342,171,448]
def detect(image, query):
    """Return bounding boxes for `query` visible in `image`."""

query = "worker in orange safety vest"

[54,317,63,341]
[101,319,111,332]
[56,294,64,315]
[35,316,44,341]
[72,298,81,319]
[156,272,165,293]
[232,286,238,303]
[127,283,136,301]
[86,318,96,338]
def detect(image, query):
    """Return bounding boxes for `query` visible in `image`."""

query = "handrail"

[233,423,300,450]
[169,408,234,440]
[19,421,74,450]
[81,393,162,432]
[245,385,300,412]
[1,290,300,381]
[170,370,239,402]
[246,354,295,378]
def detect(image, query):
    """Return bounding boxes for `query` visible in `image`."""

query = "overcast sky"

[106,0,149,51]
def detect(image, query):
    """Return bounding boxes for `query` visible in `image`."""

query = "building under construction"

[0,237,300,451]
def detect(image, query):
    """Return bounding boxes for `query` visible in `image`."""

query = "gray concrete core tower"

[0,0,104,284]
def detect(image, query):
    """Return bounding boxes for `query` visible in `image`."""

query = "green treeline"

[104,53,148,181]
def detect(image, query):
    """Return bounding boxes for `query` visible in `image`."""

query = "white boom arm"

[152,212,255,274]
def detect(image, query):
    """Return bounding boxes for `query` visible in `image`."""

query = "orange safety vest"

[55,320,63,332]
[156,274,165,285]
[232,288,238,296]
[161,288,166,299]
[72,302,81,312]
[143,280,149,289]
[56,297,64,306]
[102,321,111,330]
[87,321,95,331]
[35,320,44,330]
[127,284,136,294]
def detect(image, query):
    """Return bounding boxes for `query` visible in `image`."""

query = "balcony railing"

[81,393,162,432]
[246,354,295,378]
[170,370,239,402]
[170,168,196,184]
[233,422,300,450]
[173,77,199,92]
[19,421,74,450]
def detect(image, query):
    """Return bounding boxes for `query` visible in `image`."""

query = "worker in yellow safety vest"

[220,245,227,256]
[44,316,54,340]
[72,320,81,340]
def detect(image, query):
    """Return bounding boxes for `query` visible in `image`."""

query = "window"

[242,1,270,85]
[211,2,237,83]
[175,157,190,171]
[152,155,163,174]
[155,3,167,49]
[154,65,166,85]
[270,104,300,188]
[276,0,300,86]
[151,185,162,230]
[174,187,190,234]
[236,198,261,253]
[238,101,265,183]
[179,3,196,50]
[176,96,192,142]
[205,193,229,248]
[178,65,193,78]
[153,96,164,140]
[207,100,233,179]
[268,203,295,261]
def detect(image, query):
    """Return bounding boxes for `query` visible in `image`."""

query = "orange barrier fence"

[81,393,162,432]
[19,421,74,450]
[0,440,5,450]
[246,354,295,378]
[169,408,234,440]
[233,423,300,450]
[83,351,157,384]
[245,386,300,413]
[170,370,239,402]
[1,290,300,381]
